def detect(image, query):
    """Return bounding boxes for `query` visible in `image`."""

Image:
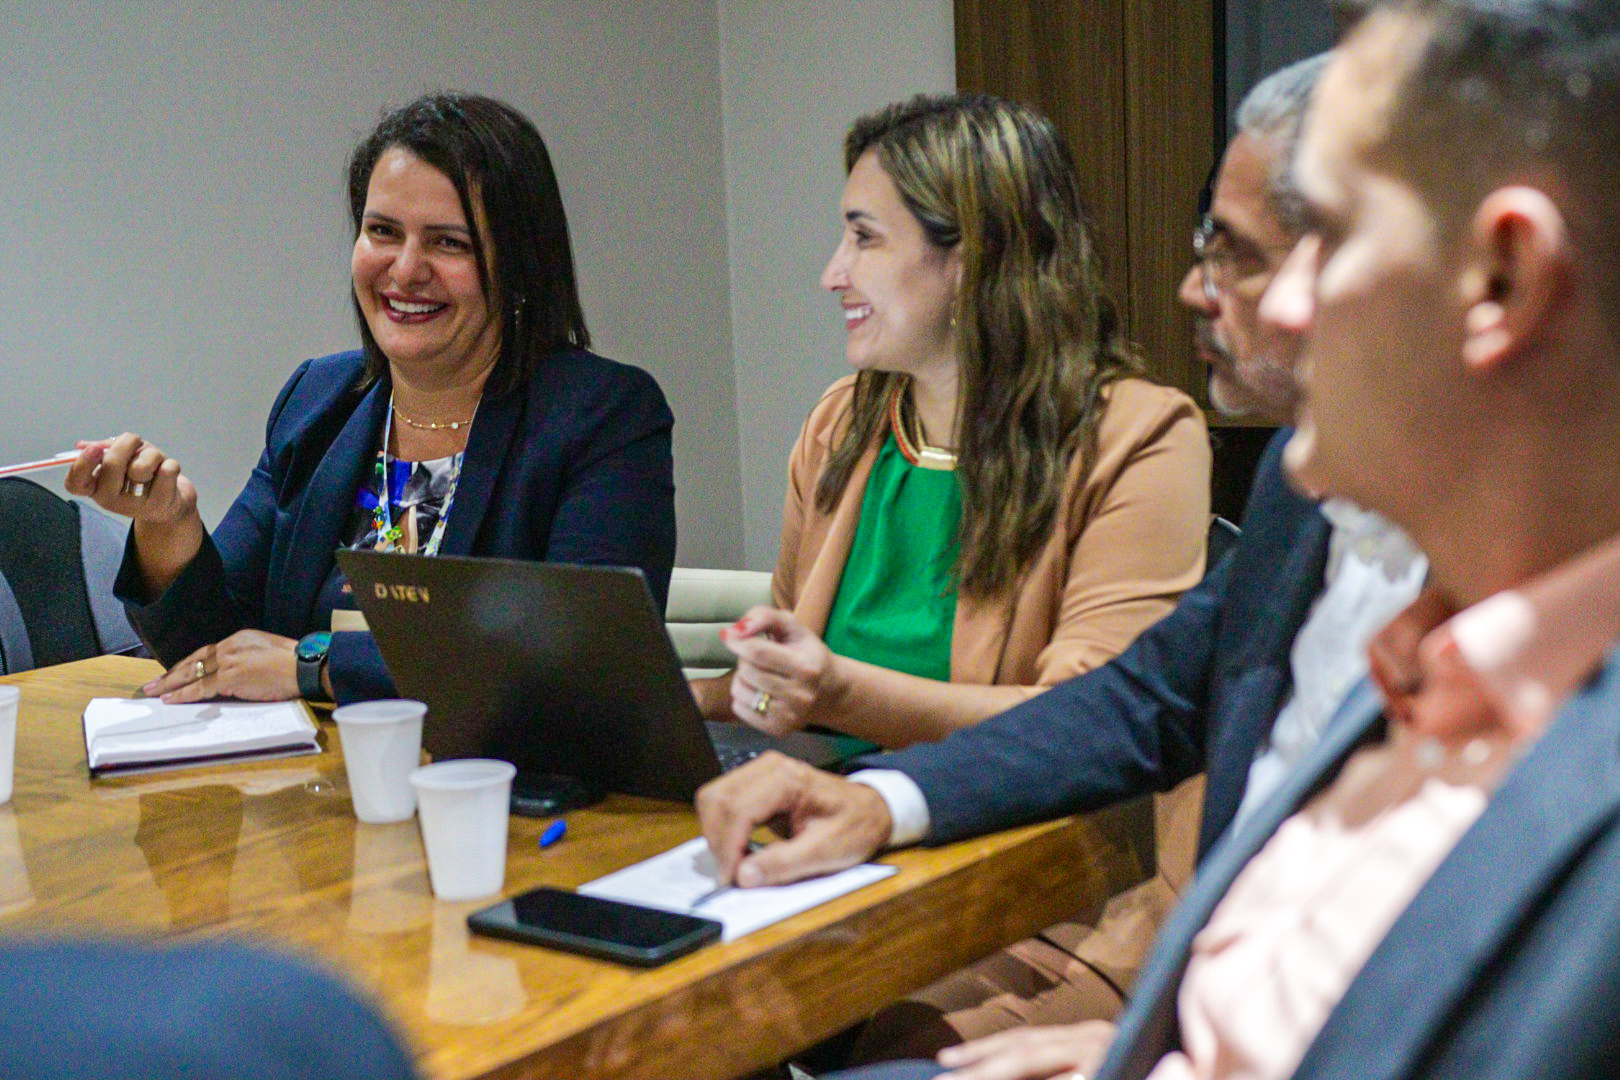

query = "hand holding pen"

[695,752,893,889]
[64,434,199,528]
[0,450,80,478]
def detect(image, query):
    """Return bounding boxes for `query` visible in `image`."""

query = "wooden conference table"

[0,656,1151,1080]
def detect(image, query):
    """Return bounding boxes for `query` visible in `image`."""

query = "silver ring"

[194,659,207,682]
[752,691,772,715]
[126,481,150,497]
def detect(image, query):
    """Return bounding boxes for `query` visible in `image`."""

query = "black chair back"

[0,478,141,673]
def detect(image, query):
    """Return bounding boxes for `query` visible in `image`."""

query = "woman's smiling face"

[820,151,960,378]
[352,147,501,378]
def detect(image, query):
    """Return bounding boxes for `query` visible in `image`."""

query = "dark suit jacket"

[0,940,416,1079]
[873,429,1330,859]
[1099,654,1620,1080]
[117,348,676,703]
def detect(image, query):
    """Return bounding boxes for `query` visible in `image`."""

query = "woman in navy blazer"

[68,93,675,704]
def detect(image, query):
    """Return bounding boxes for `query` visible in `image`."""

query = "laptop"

[335,550,859,810]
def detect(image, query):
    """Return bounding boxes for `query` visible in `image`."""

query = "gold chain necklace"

[393,403,475,432]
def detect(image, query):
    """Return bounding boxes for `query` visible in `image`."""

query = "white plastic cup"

[410,759,516,901]
[0,686,18,806]
[333,699,426,824]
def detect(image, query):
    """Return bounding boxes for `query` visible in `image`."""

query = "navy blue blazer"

[872,429,1330,859]
[0,940,416,1079]
[117,348,676,703]
[1100,656,1620,1080]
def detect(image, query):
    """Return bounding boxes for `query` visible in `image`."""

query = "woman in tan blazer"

[693,93,1210,749]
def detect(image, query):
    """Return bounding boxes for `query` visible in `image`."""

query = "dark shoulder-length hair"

[816,92,1141,599]
[346,91,590,397]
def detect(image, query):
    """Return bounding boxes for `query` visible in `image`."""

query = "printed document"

[579,837,897,942]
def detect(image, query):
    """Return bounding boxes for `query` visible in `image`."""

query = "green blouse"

[823,433,962,682]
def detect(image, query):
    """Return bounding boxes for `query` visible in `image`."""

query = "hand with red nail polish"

[721,605,845,737]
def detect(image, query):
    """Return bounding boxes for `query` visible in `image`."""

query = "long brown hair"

[816,93,1140,598]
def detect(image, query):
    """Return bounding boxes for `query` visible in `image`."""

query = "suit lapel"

[437,388,521,557]
[1219,432,1332,683]
[1221,495,1331,690]
[952,590,1010,684]
[1103,677,1388,1080]
[272,380,388,632]
[1111,654,1620,1080]
[1198,502,1332,851]
[1295,652,1620,1080]
[795,444,877,635]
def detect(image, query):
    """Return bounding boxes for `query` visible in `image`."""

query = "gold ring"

[194,659,207,682]
[752,691,772,715]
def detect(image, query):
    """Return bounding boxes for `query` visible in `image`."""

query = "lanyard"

[372,393,470,557]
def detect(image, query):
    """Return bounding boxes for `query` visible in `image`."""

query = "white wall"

[0,0,956,575]
[717,0,956,570]
[0,0,742,567]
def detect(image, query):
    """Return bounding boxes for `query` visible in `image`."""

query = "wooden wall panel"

[956,0,1217,405]
[1124,5,1218,403]
[955,0,1131,321]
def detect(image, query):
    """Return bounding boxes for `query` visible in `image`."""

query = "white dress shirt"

[852,502,1426,849]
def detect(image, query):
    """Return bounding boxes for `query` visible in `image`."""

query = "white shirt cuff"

[848,769,931,848]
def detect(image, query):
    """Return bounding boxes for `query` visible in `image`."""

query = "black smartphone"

[467,887,723,967]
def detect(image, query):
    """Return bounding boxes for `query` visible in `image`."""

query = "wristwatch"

[295,631,333,700]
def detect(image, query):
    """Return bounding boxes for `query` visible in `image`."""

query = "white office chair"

[664,567,773,679]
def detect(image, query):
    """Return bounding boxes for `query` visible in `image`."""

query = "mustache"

[1195,319,1231,363]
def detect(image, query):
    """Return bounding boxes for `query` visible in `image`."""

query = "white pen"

[0,450,79,477]
[691,840,765,908]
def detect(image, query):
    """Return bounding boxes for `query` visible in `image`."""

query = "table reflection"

[134,785,243,928]
[0,806,33,918]
[425,900,527,1026]
[348,822,433,935]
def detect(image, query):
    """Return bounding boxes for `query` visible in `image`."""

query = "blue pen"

[538,820,567,848]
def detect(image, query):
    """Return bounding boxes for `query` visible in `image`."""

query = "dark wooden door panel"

[957,0,1216,404]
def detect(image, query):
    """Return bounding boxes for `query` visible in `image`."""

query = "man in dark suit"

[0,940,416,1079]
[795,1,1620,1077]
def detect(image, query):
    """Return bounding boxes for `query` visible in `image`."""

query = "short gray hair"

[1235,53,1332,235]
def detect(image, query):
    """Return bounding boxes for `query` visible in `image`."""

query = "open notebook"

[82,698,321,776]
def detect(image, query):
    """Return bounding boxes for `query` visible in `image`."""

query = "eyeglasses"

[1191,214,1231,304]
[1193,215,1295,304]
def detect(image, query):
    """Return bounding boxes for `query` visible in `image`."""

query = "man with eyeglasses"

[1185,147,1306,421]
[697,51,1420,1080]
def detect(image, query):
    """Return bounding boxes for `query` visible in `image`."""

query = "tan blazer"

[773,375,1211,698]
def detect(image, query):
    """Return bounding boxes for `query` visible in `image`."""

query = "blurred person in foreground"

[0,940,416,1079]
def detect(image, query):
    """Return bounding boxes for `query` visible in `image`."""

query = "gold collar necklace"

[887,384,958,470]
[393,402,476,432]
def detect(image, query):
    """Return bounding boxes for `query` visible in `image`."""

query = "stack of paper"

[579,837,897,942]
[82,698,321,776]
